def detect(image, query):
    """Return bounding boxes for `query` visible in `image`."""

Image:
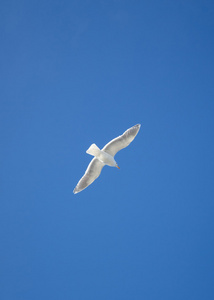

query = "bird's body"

[73,124,141,194]
[86,143,117,167]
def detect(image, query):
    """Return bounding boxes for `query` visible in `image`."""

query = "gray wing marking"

[102,124,141,156]
[73,158,105,194]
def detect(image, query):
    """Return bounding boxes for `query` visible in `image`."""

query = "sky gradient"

[1,1,214,299]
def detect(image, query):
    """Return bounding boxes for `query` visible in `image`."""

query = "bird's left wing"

[102,124,141,157]
[73,158,105,194]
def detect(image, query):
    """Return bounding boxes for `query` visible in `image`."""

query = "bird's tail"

[86,143,101,157]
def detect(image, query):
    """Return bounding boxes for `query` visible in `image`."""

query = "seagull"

[73,124,141,194]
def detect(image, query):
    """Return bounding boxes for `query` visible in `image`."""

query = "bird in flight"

[73,124,141,194]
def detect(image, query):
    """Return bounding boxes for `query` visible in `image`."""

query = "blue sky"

[1,1,214,299]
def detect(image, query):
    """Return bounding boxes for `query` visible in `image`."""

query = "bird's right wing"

[102,124,141,157]
[73,158,105,194]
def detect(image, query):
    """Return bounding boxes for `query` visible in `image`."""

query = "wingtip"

[73,188,78,194]
[134,124,141,132]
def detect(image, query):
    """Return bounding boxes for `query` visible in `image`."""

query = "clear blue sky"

[1,1,214,299]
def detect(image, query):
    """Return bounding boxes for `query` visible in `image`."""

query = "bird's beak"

[116,165,120,169]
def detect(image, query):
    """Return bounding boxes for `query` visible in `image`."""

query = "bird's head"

[115,163,120,169]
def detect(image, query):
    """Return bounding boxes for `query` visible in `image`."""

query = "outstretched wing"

[102,124,141,157]
[73,158,105,194]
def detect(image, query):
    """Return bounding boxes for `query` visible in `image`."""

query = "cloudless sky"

[1,1,214,299]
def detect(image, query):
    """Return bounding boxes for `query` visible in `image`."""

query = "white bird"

[73,124,141,194]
